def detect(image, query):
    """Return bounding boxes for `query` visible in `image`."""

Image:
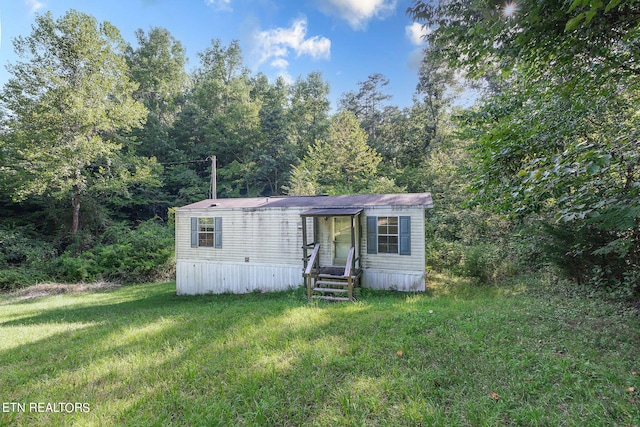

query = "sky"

[0,0,431,110]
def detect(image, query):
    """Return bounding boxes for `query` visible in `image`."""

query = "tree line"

[0,5,637,299]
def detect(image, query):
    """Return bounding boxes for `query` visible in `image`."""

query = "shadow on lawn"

[4,283,636,425]
[0,283,439,425]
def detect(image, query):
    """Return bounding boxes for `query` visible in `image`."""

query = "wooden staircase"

[305,245,360,302]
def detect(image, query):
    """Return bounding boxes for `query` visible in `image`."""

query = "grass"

[0,274,638,426]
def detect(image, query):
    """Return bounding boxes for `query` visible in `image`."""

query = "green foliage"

[50,219,174,283]
[339,73,392,144]
[0,225,55,267]
[543,223,640,297]
[409,0,640,296]
[0,267,47,291]
[288,72,331,159]
[0,10,151,235]
[0,225,56,290]
[289,111,386,195]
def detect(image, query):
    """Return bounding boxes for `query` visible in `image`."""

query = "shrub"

[543,222,640,299]
[49,253,97,283]
[0,267,47,291]
[0,225,56,268]
[43,219,174,284]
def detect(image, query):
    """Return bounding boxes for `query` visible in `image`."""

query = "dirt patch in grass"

[13,281,121,300]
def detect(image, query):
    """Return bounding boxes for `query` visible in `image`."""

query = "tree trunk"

[71,188,81,235]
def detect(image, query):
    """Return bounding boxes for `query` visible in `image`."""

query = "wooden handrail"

[305,243,320,299]
[305,244,320,276]
[343,246,355,278]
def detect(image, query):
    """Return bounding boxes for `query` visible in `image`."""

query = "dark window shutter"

[366,216,377,254]
[399,216,411,255]
[191,217,198,248]
[214,217,222,248]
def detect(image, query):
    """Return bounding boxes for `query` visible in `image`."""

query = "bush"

[48,253,96,283]
[0,225,56,268]
[50,219,174,284]
[0,267,47,291]
[456,244,519,284]
[543,222,640,299]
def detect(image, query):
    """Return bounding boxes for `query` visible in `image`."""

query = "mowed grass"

[0,275,638,426]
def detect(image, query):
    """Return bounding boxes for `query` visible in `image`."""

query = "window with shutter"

[367,215,411,255]
[191,217,221,248]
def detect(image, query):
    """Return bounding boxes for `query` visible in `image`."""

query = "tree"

[339,73,392,143]
[172,39,260,197]
[289,111,383,195]
[289,72,331,158]
[408,0,640,292]
[0,10,150,235]
[253,75,297,195]
[125,27,190,160]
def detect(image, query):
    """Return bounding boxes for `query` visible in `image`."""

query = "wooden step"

[313,287,347,294]
[318,274,350,280]
[311,295,350,302]
[315,280,349,287]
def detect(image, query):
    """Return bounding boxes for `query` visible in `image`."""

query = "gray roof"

[178,193,433,211]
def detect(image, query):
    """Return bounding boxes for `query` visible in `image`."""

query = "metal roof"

[178,193,433,211]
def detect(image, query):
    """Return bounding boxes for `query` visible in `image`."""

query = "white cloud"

[205,0,232,12]
[254,18,331,67]
[25,0,45,14]
[270,58,289,69]
[405,22,429,46]
[317,0,397,30]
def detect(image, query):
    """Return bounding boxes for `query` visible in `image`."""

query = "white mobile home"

[175,193,433,299]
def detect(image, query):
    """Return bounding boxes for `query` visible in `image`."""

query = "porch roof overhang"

[300,208,363,217]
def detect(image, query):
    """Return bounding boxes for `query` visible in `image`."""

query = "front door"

[333,217,352,266]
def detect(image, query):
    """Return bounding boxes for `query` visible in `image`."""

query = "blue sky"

[0,0,430,110]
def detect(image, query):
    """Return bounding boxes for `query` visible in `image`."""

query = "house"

[175,193,433,299]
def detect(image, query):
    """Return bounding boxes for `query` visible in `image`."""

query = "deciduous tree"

[0,10,151,235]
[409,0,640,292]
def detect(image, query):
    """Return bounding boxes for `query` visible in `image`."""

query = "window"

[377,216,399,254]
[191,217,222,248]
[198,218,215,247]
[367,215,410,255]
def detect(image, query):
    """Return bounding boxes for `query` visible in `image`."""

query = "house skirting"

[362,269,426,292]
[176,260,303,295]
[176,261,425,295]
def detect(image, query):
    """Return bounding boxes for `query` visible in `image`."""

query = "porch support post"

[350,215,355,249]
[313,216,319,244]
[350,214,356,273]
[301,216,308,271]
[357,213,362,269]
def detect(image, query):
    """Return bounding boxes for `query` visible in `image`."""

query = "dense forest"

[0,1,638,299]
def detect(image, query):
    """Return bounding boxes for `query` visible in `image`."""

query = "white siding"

[176,207,306,295]
[176,260,302,295]
[360,206,426,275]
[175,204,426,294]
[176,208,304,265]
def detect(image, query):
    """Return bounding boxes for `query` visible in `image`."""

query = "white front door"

[333,217,352,266]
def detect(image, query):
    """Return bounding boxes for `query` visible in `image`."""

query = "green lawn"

[0,275,638,426]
